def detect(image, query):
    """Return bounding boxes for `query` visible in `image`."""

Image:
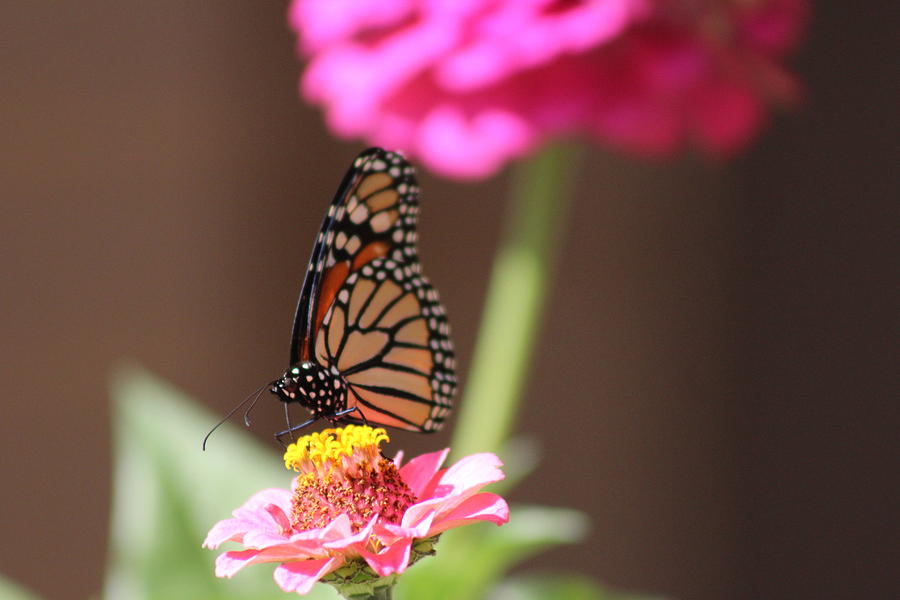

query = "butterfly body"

[272,362,349,420]
[270,148,456,436]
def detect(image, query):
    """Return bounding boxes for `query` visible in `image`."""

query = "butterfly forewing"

[291,148,419,363]
[289,148,455,432]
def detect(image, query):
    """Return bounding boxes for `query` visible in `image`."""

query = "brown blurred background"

[1,3,896,600]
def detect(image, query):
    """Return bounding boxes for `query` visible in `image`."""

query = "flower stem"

[331,577,395,600]
[451,143,581,459]
[373,586,393,600]
[340,585,393,600]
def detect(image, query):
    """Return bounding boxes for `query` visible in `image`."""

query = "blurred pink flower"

[204,425,508,595]
[289,0,809,178]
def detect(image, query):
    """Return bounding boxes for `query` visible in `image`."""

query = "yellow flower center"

[284,424,390,471]
[283,425,416,532]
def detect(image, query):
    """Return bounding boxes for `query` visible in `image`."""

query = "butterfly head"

[270,361,349,418]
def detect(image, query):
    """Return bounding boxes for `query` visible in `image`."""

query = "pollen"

[284,424,390,471]
[283,425,416,532]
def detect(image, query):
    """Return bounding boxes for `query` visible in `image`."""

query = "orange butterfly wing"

[290,148,455,432]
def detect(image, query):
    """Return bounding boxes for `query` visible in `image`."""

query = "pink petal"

[736,0,809,55]
[399,501,437,531]
[233,488,292,519]
[203,518,252,548]
[204,489,296,549]
[280,513,351,545]
[322,516,376,550]
[399,453,505,526]
[274,514,360,554]
[690,80,764,156]
[399,448,448,498]
[436,0,639,90]
[385,509,436,540]
[287,0,807,178]
[427,492,509,536]
[436,452,505,494]
[415,107,533,178]
[274,557,344,595]
[263,502,293,530]
[289,0,415,53]
[239,528,289,549]
[215,549,262,577]
[357,537,412,576]
[314,513,356,542]
[233,502,296,548]
[215,540,330,576]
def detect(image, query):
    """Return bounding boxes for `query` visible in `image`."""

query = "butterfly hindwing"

[315,257,455,432]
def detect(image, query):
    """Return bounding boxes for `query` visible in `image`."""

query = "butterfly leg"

[274,416,318,448]
[273,407,370,447]
[283,402,294,442]
[325,407,390,460]
[326,405,369,426]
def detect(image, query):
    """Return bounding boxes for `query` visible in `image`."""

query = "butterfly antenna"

[202,381,271,451]
[241,383,269,427]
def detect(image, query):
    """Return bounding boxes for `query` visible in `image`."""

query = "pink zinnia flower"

[204,425,508,596]
[288,0,809,178]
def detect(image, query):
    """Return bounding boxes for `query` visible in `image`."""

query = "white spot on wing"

[370,211,392,232]
[345,235,361,254]
[350,204,369,224]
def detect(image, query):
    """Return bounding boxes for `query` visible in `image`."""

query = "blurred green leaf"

[0,575,43,600]
[397,505,588,600]
[489,575,666,600]
[103,365,337,600]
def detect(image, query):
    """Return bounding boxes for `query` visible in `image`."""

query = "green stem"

[337,587,392,600]
[341,584,392,600]
[374,585,392,600]
[450,143,581,460]
[330,576,396,600]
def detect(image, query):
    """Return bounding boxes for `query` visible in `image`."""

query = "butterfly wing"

[290,148,455,432]
[291,148,419,364]
[315,259,455,432]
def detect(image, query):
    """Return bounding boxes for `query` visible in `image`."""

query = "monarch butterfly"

[255,147,456,441]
